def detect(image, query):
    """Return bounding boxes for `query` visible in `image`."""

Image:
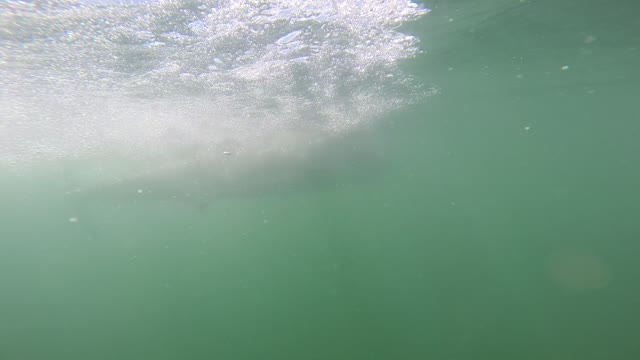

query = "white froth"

[0,0,431,167]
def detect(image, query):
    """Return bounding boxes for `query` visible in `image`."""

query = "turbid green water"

[1,0,639,359]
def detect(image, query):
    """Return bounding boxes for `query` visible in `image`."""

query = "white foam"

[0,0,431,172]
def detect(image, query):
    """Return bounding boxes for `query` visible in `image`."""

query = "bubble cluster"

[0,0,431,167]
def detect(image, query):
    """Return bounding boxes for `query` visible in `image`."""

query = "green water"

[2,0,640,359]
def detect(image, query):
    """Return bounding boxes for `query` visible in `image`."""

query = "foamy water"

[1,0,431,178]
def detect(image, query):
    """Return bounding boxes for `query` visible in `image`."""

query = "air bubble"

[0,0,431,173]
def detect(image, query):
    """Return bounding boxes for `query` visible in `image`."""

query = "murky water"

[1,0,639,359]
